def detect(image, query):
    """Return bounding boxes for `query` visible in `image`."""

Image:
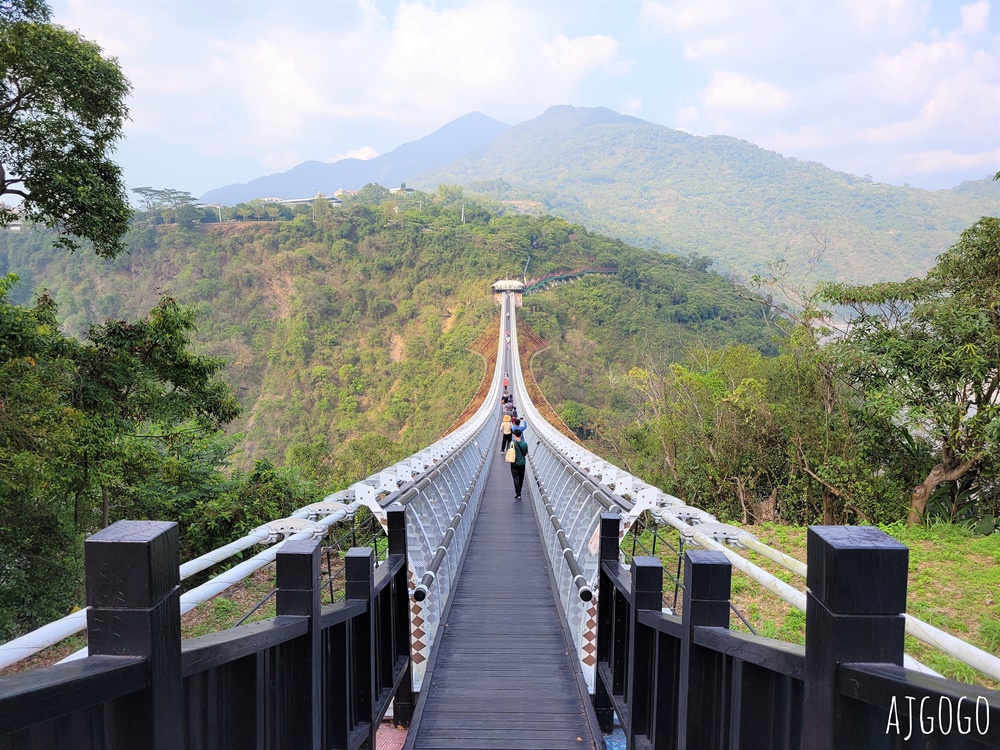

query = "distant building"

[492,279,525,292]
[279,192,343,207]
[2,205,24,231]
[492,279,524,307]
[389,187,415,194]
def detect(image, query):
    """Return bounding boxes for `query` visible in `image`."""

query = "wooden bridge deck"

[404,449,601,750]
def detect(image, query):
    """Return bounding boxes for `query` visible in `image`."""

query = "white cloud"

[542,34,630,77]
[374,3,629,121]
[764,126,834,153]
[960,0,991,33]
[639,0,738,34]
[261,150,304,172]
[638,0,937,72]
[621,96,643,115]
[640,0,998,187]
[330,147,380,162]
[51,0,629,185]
[676,106,700,131]
[701,72,791,113]
[855,17,1000,155]
[839,0,930,34]
[902,146,1000,175]
[681,37,731,61]
[48,0,1000,192]
[868,38,967,104]
[375,1,539,120]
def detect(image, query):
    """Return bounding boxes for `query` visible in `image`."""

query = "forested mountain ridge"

[1,188,782,639]
[1,188,773,475]
[4,189,998,647]
[414,105,1000,283]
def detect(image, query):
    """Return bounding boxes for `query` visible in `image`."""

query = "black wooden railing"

[0,507,413,750]
[594,514,1000,750]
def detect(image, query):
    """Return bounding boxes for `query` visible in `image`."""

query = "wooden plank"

[406,451,601,750]
[0,656,148,736]
[181,616,308,676]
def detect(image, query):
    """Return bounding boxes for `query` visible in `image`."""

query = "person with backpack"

[508,427,528,500]
[500,413,513,454]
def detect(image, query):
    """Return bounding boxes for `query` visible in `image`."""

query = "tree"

[356,182,391,205]
[0,0,49,22]
[0,2,132,257]
[821,217,1000,524]
[0,279,243,637]
[132,186,195,212]
[74,297,242,526]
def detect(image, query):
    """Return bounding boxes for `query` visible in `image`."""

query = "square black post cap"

[631,556,663,592]
[276,538,320,590]
[807,526,908,615]
[684,550,731,601]
[85,521,178,608]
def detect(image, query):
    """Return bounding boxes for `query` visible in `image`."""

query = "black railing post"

[801,526,908,750]
[276,537,322,750]
[387,506,415,727]
[346,546,377,749]
[85,520,182,750]
[677,549,731,750]
[595,512,620,734]
[628,555,663,749]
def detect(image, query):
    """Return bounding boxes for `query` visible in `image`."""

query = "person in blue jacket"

[509,428,528,500]
[512,416,526,436]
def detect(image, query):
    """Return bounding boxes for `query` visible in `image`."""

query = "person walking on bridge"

[500,413,513,454]
[509,427,528,500]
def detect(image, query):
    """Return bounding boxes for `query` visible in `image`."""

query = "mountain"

[199,112,511,205]
[413,105,1000,284]
[0,191,774,473]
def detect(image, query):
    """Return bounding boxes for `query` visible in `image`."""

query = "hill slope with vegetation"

[1,187,774,471]
[0,188,778,637]
[415,105,1000,284]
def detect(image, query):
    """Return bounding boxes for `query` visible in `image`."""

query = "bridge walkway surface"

[404,447,602,750]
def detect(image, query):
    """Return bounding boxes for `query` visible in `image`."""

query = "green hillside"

[415,105,1000,284]
[0,188,786,638]
[0,188,773,474]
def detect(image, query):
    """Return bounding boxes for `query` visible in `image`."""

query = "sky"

[50,0,1000,198]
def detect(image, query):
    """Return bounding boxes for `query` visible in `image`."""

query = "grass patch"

[182,565,278,638]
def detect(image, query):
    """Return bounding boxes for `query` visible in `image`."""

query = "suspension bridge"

[1,289,998,750]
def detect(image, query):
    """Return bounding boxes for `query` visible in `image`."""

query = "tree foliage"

[1,189,776,481]
[821,217,1000,525]
[0,0,49,22]
[0,275,242,638]
[613,337,913,526]
[0,1,132,256]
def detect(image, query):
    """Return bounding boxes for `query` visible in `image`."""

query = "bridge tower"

[491,278,523,307]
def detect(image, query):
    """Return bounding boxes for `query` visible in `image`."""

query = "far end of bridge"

[492,279,524,309]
